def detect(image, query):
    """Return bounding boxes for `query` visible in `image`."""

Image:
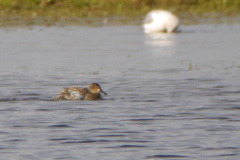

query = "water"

[0,24,240,159]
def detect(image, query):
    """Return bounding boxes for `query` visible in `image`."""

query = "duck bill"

[100,90,107,95]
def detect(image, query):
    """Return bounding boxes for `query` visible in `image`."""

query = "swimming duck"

[53,83,107,100]
[143,10,179,33]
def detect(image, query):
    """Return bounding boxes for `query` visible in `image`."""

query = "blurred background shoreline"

[0,0,239,27]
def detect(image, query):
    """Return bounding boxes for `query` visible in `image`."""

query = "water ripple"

[146,155,189,158]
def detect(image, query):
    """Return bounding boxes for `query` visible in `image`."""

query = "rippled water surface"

[0,24,240,159]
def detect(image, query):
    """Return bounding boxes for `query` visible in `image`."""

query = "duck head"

[88,83,107,95]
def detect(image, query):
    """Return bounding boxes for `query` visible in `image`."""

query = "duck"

[143,10,179,33]
[53,83,107,100]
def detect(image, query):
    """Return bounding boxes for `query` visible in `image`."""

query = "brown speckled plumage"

[53,83,107,100]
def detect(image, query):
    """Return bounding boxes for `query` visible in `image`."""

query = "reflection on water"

[145,33,177,57]
[0,25,240,159]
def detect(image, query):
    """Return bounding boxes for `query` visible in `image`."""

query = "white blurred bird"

[143,10,179,33]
